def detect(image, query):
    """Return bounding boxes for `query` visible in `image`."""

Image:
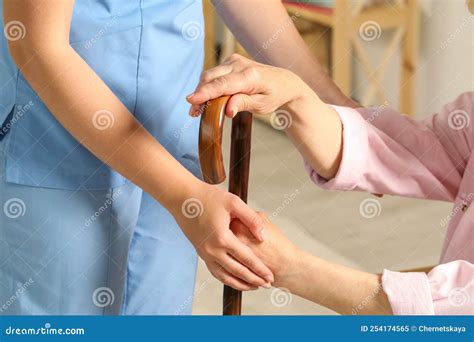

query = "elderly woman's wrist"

[282,84,321,131]
[273,248,310,289]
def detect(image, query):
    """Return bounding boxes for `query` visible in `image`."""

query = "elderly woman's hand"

[230,212,301,288]
[187,54,312,118]
[232,213,392,315]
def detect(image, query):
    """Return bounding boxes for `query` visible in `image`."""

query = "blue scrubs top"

[0,0,204,190]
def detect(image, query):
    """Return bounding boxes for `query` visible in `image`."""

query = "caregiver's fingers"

[230,218,251,239]
[229,195,264,241]
[227,233,274,284]
[208,262,258,291]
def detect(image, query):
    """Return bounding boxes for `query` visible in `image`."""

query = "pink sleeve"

[382,260,474,315]
[306,92,474,201]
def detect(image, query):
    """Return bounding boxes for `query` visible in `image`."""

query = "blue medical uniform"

[0,0,203,314]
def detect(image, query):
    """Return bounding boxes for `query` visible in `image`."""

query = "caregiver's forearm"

[8,44,202,215]
[284,86,343,179]
[213,0,356,107]
[281,250,392,315]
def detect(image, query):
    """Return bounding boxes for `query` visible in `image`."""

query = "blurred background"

[193,0,473,314]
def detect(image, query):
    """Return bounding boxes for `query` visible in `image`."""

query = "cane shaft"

[198,98,252,316]
[223,111,252,316]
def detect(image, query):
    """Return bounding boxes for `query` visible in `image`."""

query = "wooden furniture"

[199,96,253,315]
[210,0,419,114]
[284,0,419,114]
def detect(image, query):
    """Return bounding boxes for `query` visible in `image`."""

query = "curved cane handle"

[198,96,230,184]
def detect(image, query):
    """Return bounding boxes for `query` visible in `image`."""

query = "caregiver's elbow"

[7,35,70,68]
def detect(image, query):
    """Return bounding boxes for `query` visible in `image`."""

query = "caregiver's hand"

[187,54,310,118]
[171,184,274,291]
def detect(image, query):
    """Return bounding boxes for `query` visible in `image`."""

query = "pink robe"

[307,92,474,315]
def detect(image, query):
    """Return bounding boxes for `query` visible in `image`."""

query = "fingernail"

[260,228,266,241]
[261,283,272,289]
[264,275,273,283]
[230,107,237,117]
[186,92,195,100]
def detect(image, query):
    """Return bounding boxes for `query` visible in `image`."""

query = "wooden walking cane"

[198,96,252,316]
